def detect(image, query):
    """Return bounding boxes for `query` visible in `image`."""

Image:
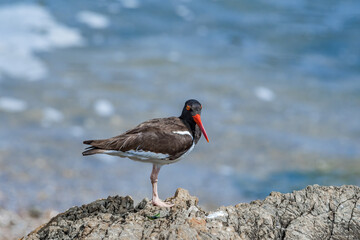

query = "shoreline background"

[0,0,359,220]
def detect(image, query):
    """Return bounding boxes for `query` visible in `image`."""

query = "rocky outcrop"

[23,185,360,240]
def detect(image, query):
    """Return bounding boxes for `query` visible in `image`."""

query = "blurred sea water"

[0,0,359,211]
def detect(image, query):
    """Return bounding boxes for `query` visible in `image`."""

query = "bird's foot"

[151,198,174,208]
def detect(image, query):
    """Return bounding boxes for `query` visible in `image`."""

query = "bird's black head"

[180,99,209,142]
[180,99,203,118]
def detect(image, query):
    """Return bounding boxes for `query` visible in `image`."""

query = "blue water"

[0,0,359,211]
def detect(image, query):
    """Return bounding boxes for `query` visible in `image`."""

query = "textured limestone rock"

[23,185,360,240]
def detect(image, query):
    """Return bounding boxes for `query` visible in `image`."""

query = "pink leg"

[150,164,174,207]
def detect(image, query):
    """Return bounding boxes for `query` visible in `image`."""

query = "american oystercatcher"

[82,99,209,207]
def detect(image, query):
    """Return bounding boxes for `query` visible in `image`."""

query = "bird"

[82,99,209,207]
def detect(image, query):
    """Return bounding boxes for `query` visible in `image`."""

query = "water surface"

[0,0,359,211]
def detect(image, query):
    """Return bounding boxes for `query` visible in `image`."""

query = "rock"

[22,185,360,240]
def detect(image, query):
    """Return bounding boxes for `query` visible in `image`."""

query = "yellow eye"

[186,105,191,111]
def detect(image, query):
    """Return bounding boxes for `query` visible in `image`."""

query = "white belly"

[105,149,169,161]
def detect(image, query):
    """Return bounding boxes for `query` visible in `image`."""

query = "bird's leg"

[150,164,174,207]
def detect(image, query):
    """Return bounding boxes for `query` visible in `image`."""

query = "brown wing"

[83,117,193,160]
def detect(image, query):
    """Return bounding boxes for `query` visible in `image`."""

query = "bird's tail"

[82,140,105,156]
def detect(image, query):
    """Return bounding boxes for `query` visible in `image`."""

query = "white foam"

[77,11,110,29]
[175,5,194,21]
[94,99,115,117]
[0,97,27,112]
[0,4,83,81]
[42,107,64,126]
[254,87,275,102]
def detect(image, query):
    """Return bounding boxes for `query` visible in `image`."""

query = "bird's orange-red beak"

[192,114,209,142]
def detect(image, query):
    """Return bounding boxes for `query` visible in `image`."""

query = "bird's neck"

[179,116,201,144]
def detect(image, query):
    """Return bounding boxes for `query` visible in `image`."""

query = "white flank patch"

[105,150,169,161]
[172,131,193,140]
[0,4,83,81]
[94,99,115,117]
[77,11,109,29]
[0,97,27,112]
[127,150,169,160]
[207,211,228,219]
[254,87,275,102]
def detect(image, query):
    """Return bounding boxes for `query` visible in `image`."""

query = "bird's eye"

[186,105,191,111]
[200,105,202,109]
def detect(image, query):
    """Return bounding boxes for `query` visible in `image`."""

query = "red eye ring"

[186,105,191,111]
